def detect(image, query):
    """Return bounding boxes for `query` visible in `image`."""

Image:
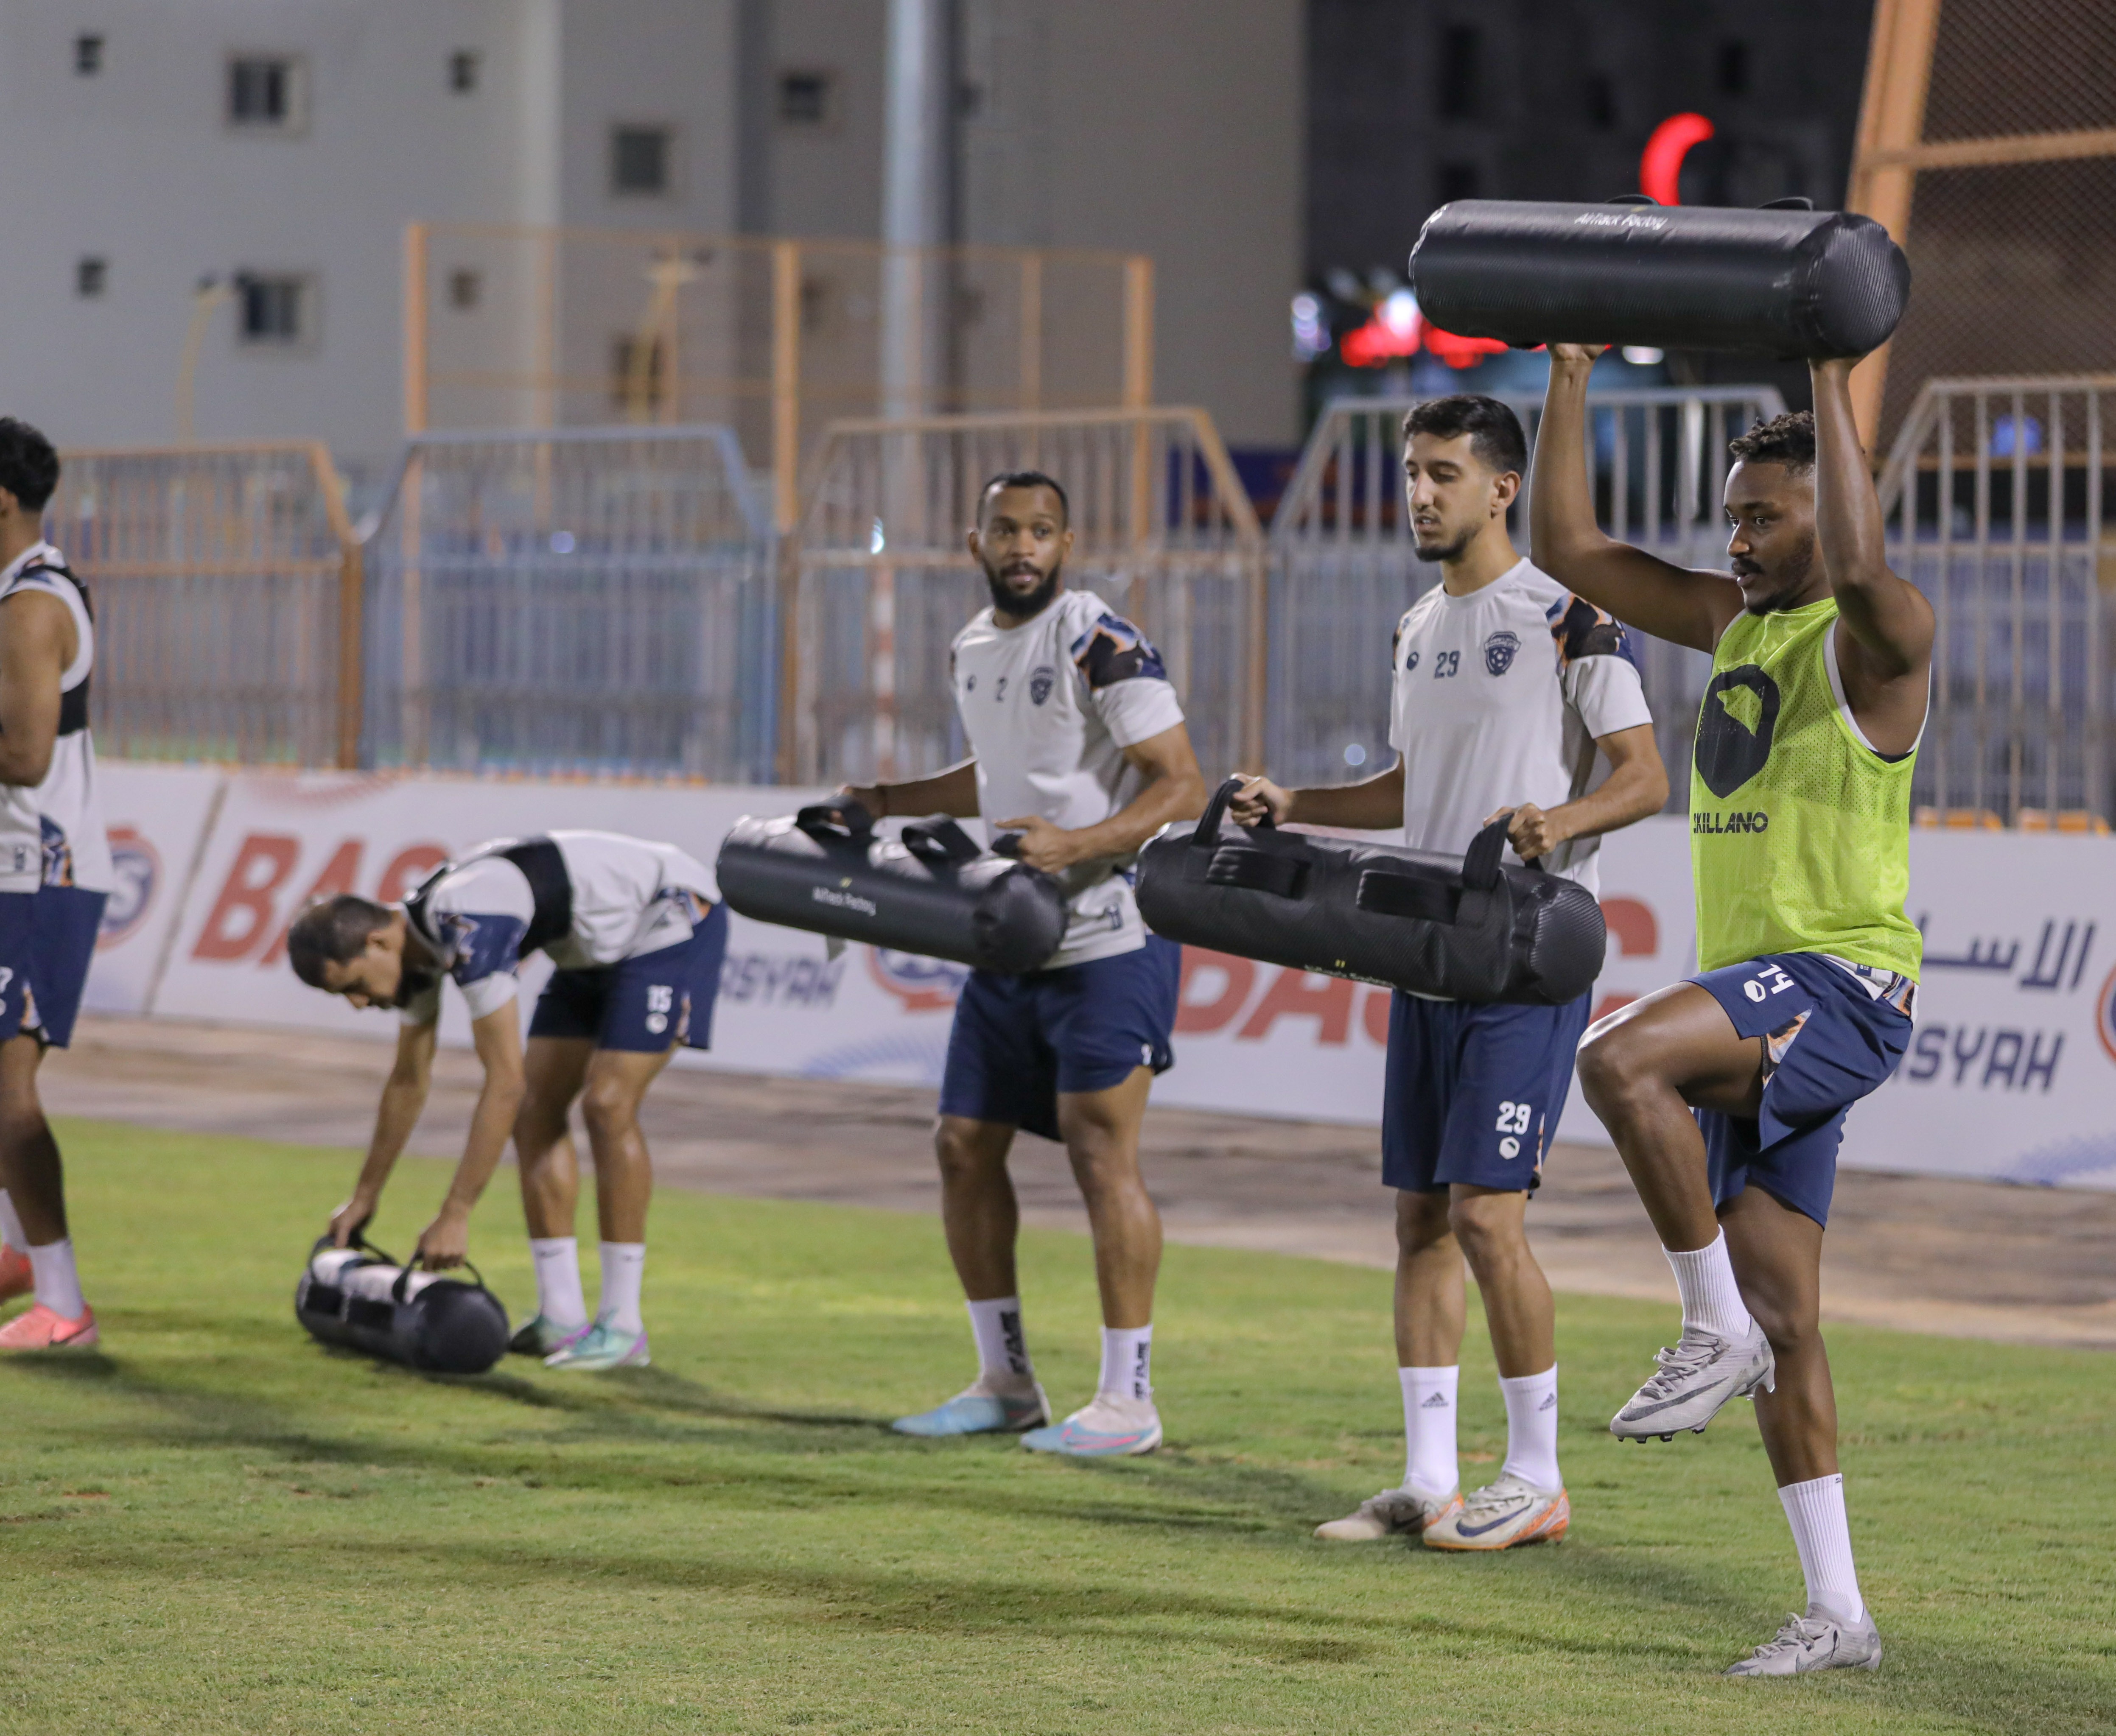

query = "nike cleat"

[1314,1485,1462,1542]
[1610,1321,1775,1441]
[1422,1474,1569,1550]
[892,1380,1051,1437]
[1725,1605,1883,1676]
[1020,1393,1162,1457]
[0,1302,98,1351]
[542,1318,649,1370]
[508,1313,585,1357]
[0,1245,30,1304]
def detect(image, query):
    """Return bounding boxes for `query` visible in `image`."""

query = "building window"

[74,34,104,75]
[227,55,308,131]
[1436,25,1480,122]
[447,268,482,310]
[235,273,313,346]
[610,125,672,196]
[76,258,108,299]
[448,50,479,93]
[1437,162,1481,206]
[1584,73,1616,131]
[1718,40,1750,96]
[778,70,834,126]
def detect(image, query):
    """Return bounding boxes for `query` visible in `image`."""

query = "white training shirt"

[0,542,113,897]
[950,587,1186,967]
[1387,557,1652,900]
[400,829,716,1026]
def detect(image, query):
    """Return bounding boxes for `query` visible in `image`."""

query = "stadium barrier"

[786,406,1266,787]
[84,763,2116,1190]
[50,444,362,768]
[360,426,776,783]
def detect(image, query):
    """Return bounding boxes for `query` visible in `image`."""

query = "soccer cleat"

[508,1314,585,1357]
[0,1302,98,1351]
[1422,1474,1570,1550]
[1724,1605,1883,1676]
[1314,1485,1462,1542]
[1609,1321,1775,1441]
[0,1245,30,1304]
[1020,1392,1162,1457]
[892,1380,1051,1437]
[542,1317,649,1370]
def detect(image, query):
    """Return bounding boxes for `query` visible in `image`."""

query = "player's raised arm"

[413,997,526,1271]
[1533,347,1742,654]
[329,1018,437,1247]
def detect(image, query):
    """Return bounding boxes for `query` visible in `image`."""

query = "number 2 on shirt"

[1432,650,1460,679]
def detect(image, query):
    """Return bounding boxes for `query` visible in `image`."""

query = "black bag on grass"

[295,1237,510,1375]
[1409,197,1910,359]
[715,800,1069,975]
[1134,778,1606,1005]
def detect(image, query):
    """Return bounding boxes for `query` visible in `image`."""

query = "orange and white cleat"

[0,1302,98,1350]
[1422,1474,1569,1550]
[0,1245,31,1305]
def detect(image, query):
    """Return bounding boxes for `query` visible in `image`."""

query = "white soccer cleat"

[1421,1475,1569,1551]
[1610,1321,1775,1441]
[1724,1604,1883,1676]
[1314,1485,1462,1542]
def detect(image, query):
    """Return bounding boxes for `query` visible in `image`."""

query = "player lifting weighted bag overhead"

[1410,197,1910,358]
[295,1235,511,1375]
[1135,776,1605,1005]
[716,798,1069,974]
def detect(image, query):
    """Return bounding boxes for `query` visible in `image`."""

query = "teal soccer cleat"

[1020,1394,1162,1457]
[543,1317,649,1370]
[892,1381,1051,1437]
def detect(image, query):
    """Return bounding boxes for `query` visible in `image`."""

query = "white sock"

[528,1237,589,1331]
[0,1188,24,1250]
[1665,1231,1754,1339]
[1098,1324,1153,1403]
[1497,1365,1562,1491]
[1780,1473,1865,1624]
[28,1238,85,1319]
[966,1296,1035,1388]
[1399,1365,1460,1499]
[597,1241,646,1335]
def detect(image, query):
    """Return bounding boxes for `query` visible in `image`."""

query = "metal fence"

[50,444,360,767]
[361,427,776,781]
[787,408,1264,786]
[1268,387,1787,794]
[1878,374,2115,822]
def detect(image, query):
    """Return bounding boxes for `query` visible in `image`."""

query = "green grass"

[2,1122,2111,1735]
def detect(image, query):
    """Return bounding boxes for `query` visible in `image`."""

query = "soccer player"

[1536,347,1929,1674]
[286,830,727,1370]
[0,417,115,1352]
[1232,396,1666,1549]
[842,470,1206,1456]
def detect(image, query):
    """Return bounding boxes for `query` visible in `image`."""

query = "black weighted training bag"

[1135,778,1606,1006]
[1410,198,1910,359]
[295,1237,511,1375]
[716,800,1069,974]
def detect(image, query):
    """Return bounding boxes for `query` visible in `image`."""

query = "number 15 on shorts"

[1495,1099,1531,1160]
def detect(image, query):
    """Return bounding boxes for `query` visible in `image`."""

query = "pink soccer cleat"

[0,1302,98,1350]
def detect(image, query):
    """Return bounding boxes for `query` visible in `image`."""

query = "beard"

[982,558,1063,618]
[1736,531,1819,614]
[1411,527,1475,565]
[390,964,438,1009]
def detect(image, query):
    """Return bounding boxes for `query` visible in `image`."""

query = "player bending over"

[1537,347,1929,1674]
[1233,396,1666,1550]
[0,417,115,1352]
[844,470,1206,1456]
[287,830,726,1371]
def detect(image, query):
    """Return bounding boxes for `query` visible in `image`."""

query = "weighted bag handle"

[900,817,981,865]
[794,797,875,844]
[1463,814,1543,889]
[1192,775,1271,847]
[392,1253,490,1300]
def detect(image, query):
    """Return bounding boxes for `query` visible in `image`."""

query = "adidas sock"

[0,1188,24,1250]
[966,1296,1035,1389]
[528,1237,589,1331]
[1399,1365,1459,1499]
[1098,1324,1153,1402]
[27,1238,85,1319]
[597,1242,646,1335]
[1780,1473,1865,1624]
[1497,1365,1562,1491]
[1665,1231,1755,1339]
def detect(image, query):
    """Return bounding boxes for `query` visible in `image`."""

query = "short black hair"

[0,418,59,512]
[1401,395,1528,479]
[287,894,395,990]
[978,469,1069,528]
[1728,410,1816,476]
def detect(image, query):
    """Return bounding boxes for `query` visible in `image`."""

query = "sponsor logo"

[1419,1391,1450,1409]
[810,886,877,916]
[868,948,970,1012]
[1694,665,1780,797]
[1693,810,1770,835]
[1573,210,1671,231]
[1403,650,1421,675]
[1483,630,1521,676]
[98,825,161,950]
[2099,966,2116,1067]
[1029,664,1055,706]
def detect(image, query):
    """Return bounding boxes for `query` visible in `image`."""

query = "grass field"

[2,1122,2111,1735]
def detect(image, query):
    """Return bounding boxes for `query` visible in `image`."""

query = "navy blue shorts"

[938,936,1181,1142]
[528,903,728,1054]
[1689,951,1915,1228]
[0,886,106,1050]
[1382,990,1593,1194]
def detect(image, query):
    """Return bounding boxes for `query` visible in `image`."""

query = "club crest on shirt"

[1483,631,1522,677]
[1029,665,1055,706]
